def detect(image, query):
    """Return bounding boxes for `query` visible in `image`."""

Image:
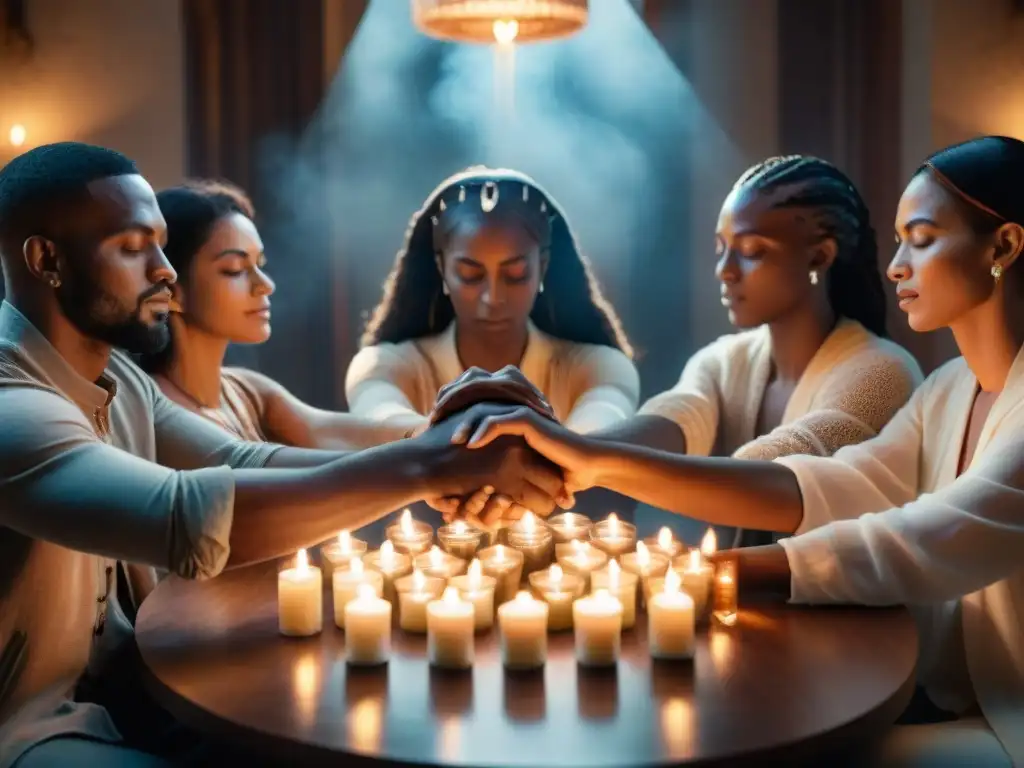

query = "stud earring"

[539,281,545,294]
[992,264,1004,282]
[809,270,819,286]
[48,275,61,288]
[441,281,449,296]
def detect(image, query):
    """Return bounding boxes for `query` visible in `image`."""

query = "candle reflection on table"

[503,668,546,722]
[659,696,696,759]
[291,651,321,728]
[576,666,619,720]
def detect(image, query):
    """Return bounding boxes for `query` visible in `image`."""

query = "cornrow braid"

[735,155,888,337]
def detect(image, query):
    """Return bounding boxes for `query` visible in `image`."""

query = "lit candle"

[333,557,384,629]
[385,509,434,556]
[394,569,446,633]
[321,529,367,578]
[556,540,608,591]
[414,545,468,581]
[590,560,638,630]
[507,512,554,576]
[364,541,413,606]
[642,526,684,559]
[528,563,584,631]
[673,548,713,619]
[278,549,322,637]
[437,520,486,561]
[498,591,549,670]
[619,541,669,607]
[547,512,594,544]
[477,544,525,606]
[572,589,623,667]
[712,559,738,626]
[448,559,497,631]
[589,513,637,559]
[648,568,695,660]
[427,586,475,669]
[344,583,392,666]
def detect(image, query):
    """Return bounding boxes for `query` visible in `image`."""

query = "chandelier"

[411,0,589,44]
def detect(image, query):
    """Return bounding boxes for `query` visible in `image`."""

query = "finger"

[502,502,533,521]
[522,461,565,503]
[426,496,460,515]
[451,420,472,445]
[513,482,559,519]
[465,410,535,449]
[479,494,513,527]
[462,486,493,518]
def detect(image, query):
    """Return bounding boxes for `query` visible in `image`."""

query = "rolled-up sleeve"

[563,345,640,434]
[0,386,234,579]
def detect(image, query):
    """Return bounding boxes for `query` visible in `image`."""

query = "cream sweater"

[345,321,640,437]
[779,346,1024,766]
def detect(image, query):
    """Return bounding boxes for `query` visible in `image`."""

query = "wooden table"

[136,562,917,767]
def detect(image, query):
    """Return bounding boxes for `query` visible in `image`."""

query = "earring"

[809,270,819,286]
[992,264,1004,282]
[441,281,449,296]
[48,275,61,288]
[539,281,545,294]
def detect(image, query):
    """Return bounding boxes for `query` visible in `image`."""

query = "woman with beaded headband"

[452,136,1024,765]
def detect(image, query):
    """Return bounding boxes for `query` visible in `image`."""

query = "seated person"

[0,143,562,767]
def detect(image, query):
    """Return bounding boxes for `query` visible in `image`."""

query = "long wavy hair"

[360,166,632,357]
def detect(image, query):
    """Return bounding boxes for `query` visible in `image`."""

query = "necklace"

[160,374,249,439]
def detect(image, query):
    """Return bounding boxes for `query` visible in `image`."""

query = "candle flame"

[657,527,673,551]
[453,520,467,534]
[338,529,351,551]
[8,124,26,148]
[400,509,414,535]
[412,568,426,591]
[351,556,364,574]
[522,511,536,532]
[442,586,461,605]
[719,573,734,585]
[608,558,620,588]
[515,590,533,604]
[701,528,717,556]
[356,583,376,601]
[379,541,394,566]
[550,563,563,585]
[665,567,682,594]
[686,548,702,573]
[607,512,620,534]
[636,541,650,565]
[429,545,443,567]
[468,559,482,586]
[592,588,617,607]
[492,18,519,45]
[296,548,309,572]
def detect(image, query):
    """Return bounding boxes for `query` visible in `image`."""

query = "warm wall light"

[9,124,26,147]
[412,0,588,44]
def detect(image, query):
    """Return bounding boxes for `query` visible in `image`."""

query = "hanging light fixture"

[412,0,588,45]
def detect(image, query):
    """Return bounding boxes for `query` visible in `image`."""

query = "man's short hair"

[0,142,139,248]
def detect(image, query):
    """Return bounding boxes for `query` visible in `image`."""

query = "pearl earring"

[809,270,819,286]
[48,275,61,288]
[992,264,1004,282]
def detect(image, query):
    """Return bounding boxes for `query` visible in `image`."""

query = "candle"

[498,591,549,670]
[320,529,367,578]
[547,512,594,544]
[438,520,486,561]
[385,508,434,556]
[364,541,413,606]
[589,513,637,559]
[333,557,384,629]
[712,559,738,626]
[673,548,713,619]
[528,564,584,631]
[395,569,446,633]
[573,589,623,667]
[344,583,392,665]
[414,545,468,581]
[507,512,554,576]
[427,586,475,669]
[477,544,525,606]
[619,541,669,607]
[556,540,609,591]
[590,560,638,630]
[648,568,695,660]
[642,526,684,559]
[278,549,322,637]
[448,559,497,631]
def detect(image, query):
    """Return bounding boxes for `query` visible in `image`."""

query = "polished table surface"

[136,561,917,767]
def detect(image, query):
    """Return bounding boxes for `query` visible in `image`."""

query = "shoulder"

[346,338,432,385]
[106,350,160,405]
[685,326,768,370]
[829,330,924,387]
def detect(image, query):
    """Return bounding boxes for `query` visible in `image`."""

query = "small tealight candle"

[713,559,738,626]
[278,549,322,637]
[528,564,584,631]
[547,512,594,544]
[556,540,609,591]
[344,583,392,666]
[385,509,434,556]
[648,568,695,660]
[437,520,486,561]
[448,559,497,631]
[333,557,384,629]
[673,547,714,619]
[414,545,468,581]
[395,569,446,633]
[590,560,638,630]
[364,541,413,606]
[589,513,637,559]
[498,591,549,670]
[573,589,623,667]
[477,544,525,606]
[643,526,684,559]
[620,541,669,607]
[507,512,554,577]
[427,586,475,669]
[320,529,367,578]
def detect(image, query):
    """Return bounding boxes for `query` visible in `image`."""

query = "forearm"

[589,414,687,453]
[307,417,413,451]
[590,442,804,532]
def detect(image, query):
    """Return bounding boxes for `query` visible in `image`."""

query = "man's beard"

[56,265,170,355]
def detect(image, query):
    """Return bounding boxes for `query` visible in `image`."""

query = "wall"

[0,0,185,188]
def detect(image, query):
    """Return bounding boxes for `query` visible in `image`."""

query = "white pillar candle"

[556,540,608,592]
[427,587,475,669]
[320,529,367,578]
[344,583,392,665]
[477,544,524,606]
[364,541,413,606]
[385,508,434,556]
[642,526,685,559]
[498,591,549,669]
[333,557,384,629]
[573,589,623,667]
[278,549,322,637]
[589,513,636,559]
[674,548,713,619]
[528,564,584,631]
[447,559,497,631]
[590,560,638,630]
[395,569,446,633]
[619,541,669,607]
[648,568,695,660]
[414,545,468,581]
